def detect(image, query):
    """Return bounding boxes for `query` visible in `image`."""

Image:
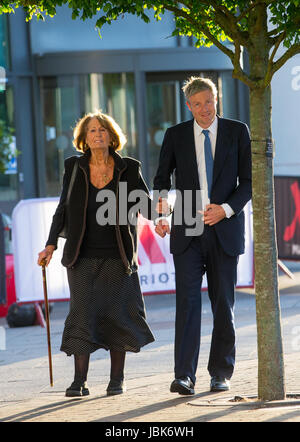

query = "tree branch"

[204,0,236,22]
[164,3,236,61]
[270,31,286,63]
[165,2,255,89]
[186,0,250,46]
[264,30,286,85]
[236,3,255,24]
[210,2,249,46]
[270,43,300,79]
[267,26,281,38]
[236,0,277,24]
[231,42,257,88]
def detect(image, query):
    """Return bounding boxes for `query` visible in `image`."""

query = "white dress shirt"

[155,118,234,225]
[193,118,234,218]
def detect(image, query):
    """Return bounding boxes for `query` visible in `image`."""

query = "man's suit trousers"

[173,226,238,384]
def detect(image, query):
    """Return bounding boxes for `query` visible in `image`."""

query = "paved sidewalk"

[0,266,300,424]
[0,353,300,423]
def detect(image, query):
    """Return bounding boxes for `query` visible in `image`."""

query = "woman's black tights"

[73,350,125,383]
[74,354,90,384]
[110,350,125,381]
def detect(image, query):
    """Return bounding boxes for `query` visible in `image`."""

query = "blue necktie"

[202,129,213,198]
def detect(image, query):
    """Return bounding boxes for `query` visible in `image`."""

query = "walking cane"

[41,258,53,387]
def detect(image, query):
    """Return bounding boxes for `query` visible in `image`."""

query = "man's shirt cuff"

[221,203,235,218]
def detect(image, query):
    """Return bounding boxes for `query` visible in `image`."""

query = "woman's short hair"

[182,76,218,102]
[73,111,127,153]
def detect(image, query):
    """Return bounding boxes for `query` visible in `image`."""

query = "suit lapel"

[185,119,201,189]
[213,116,232,186]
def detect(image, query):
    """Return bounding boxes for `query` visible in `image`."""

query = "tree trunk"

[246,2,286,401]
[249,84,285,401]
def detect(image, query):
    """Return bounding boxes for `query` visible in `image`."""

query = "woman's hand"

[156,197,173,216]
[37,245,55,267]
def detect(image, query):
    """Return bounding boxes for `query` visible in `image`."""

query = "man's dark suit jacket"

[153,116,252,257]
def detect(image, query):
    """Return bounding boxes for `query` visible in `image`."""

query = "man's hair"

[182,76,218,101]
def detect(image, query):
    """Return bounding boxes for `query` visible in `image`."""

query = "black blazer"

[46,148,154,273]
[153,116,252,256]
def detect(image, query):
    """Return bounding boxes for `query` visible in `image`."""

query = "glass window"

[41,70,227,196]
[83,73,137,159]
[219,71,238,119]
[146,71,219,187]
[41,75,80,196]
[41,72,137,196]
[146,80,180,187]
[0,15,10,70]
[0,85,17,202]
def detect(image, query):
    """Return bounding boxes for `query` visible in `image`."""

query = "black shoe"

[106,379,126,396]
[170,376,195,395]
[210,376,230,392]
[65,381,90,397]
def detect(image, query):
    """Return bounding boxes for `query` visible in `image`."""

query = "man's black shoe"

[170,376,195,395]
[210,376,230,392]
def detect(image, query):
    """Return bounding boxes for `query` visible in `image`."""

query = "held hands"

[155,197,172,238]
[198,204,226,226]
[155,219,170,238]
[155,197,172,217]
[37,245,55,267]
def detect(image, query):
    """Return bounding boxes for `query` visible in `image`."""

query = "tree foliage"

[1,1,300,89]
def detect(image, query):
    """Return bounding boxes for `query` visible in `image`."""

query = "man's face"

[186,89,217,129]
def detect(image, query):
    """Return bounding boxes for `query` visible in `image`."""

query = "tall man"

[153,77,252,394]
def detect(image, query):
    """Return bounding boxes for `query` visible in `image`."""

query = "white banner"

[12,196,253,303]
[138,198,254,294]
[12,198,70,303]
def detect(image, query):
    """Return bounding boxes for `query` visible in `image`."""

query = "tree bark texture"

[249,82,285,402]
[247,3,285,401]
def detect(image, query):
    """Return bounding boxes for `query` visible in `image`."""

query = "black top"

[80,171,120,258]
[46,148,152,271]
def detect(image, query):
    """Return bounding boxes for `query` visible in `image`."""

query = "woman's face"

[85,118,111,150]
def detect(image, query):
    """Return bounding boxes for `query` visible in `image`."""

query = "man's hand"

[199,204,226,226]
[155,218,170,238]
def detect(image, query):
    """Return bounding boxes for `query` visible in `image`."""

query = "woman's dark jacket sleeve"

[45,157,75,249]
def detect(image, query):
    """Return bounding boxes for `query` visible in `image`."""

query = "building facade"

[1,5,251,215]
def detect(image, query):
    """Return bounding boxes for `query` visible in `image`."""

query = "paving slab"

[0,267,300,424]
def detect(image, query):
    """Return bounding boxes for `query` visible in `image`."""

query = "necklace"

[102,157,112,183]
[89,154,113,186]
[102,173,110,184]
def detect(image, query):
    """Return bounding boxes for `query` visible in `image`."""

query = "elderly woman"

[38,111,155,397]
